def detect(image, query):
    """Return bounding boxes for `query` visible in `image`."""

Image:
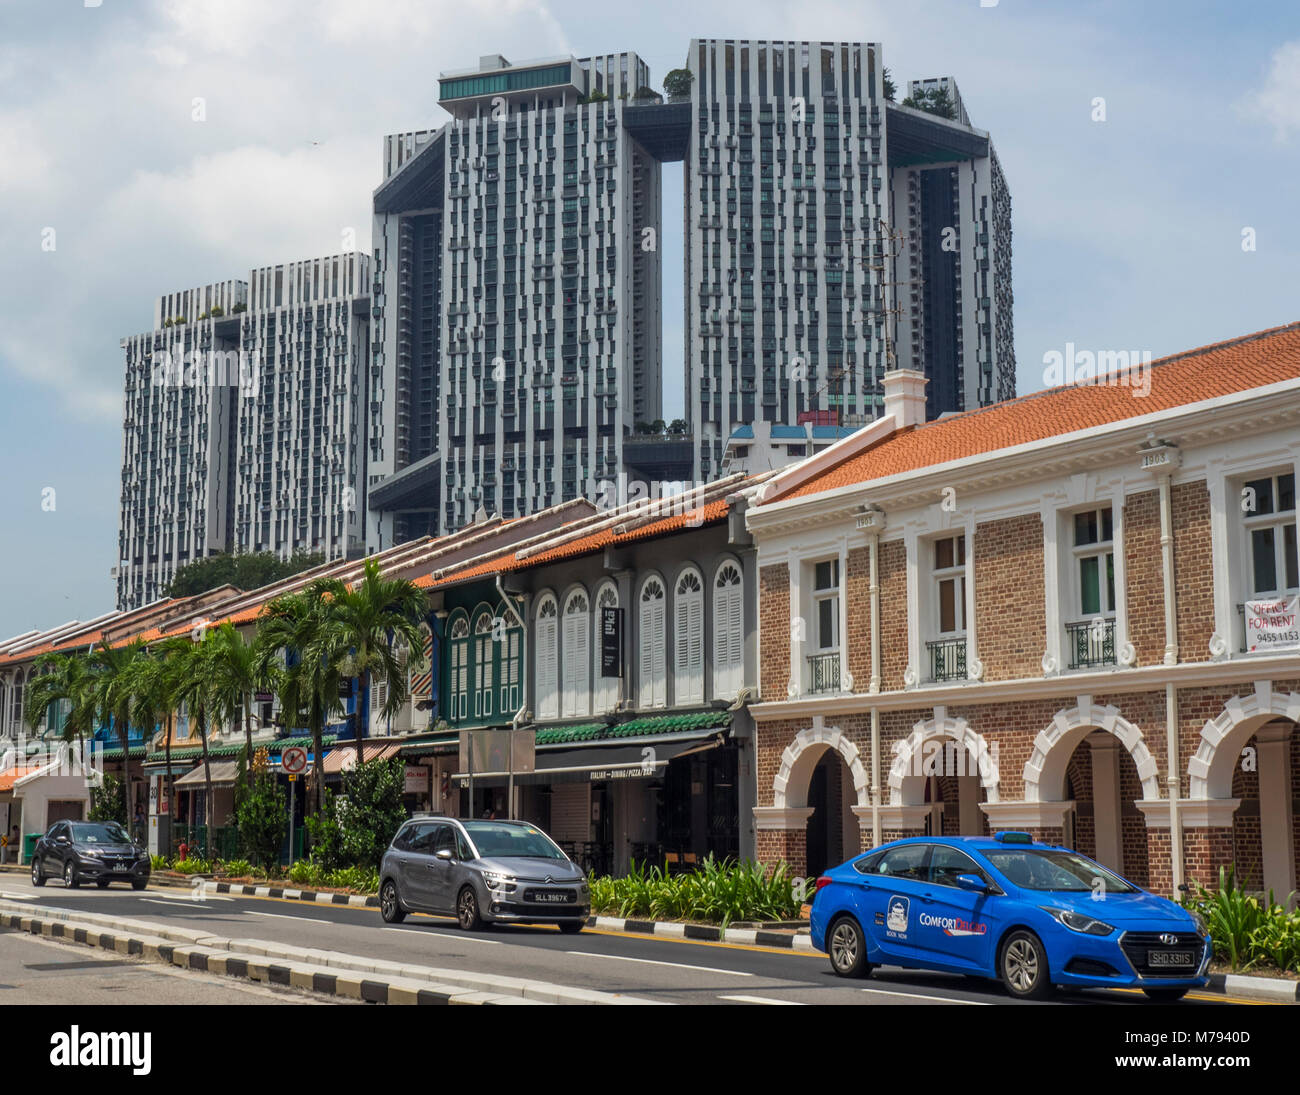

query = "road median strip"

[0,895,657,1005]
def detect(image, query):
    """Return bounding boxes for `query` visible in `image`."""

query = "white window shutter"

[537,611,558,720]
[573,613,590,716]
[651,601,666,707]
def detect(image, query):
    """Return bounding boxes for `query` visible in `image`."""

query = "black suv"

[32,820,150,890]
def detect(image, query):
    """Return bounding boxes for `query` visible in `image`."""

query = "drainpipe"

[869,529,883,848]
[1166,681,1183,898]
[1152,447,1183,895]
[496,574,527,818]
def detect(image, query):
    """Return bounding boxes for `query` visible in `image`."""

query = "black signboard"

[600,606,623,678]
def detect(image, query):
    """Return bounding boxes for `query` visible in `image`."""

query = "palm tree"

[207,623,271,791]
[87,640,147,824]
[25,651,97,745]
[169,638,219,859]
[124,640,190,851]
[253,582,345,818]
[320,558,428,769]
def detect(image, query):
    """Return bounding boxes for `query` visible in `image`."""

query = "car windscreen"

[71,822,131,845]
[983,849,1138,893]
[462,822,567,860]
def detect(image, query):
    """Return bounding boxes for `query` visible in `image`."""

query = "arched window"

[593,582,619,713]
[674,568,704,705]
[561,589,591,718]
[447,613,471,722]
[639,576,666,709]
[535,595,559,720]
[498,608,523,716]
[713,560,745,699]
[472,610,496,719]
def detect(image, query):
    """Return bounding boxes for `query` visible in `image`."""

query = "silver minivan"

[379,817,590,933]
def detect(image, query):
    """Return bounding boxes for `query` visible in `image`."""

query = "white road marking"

[142,891,235,903]
[718,994,806,1005]
[861,987,990,1004]
[141,898,214,909]
[564,951,752,977]
[247,910,331,925]
[382,928,501,944]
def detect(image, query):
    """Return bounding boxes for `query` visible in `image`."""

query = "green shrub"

[288,859,325,886]
[233,748,288,868]
[325,866,379,894]
[220,858,255,878]
[90,773,125,823]
[305,757,406,871]
[150,853,171,872]
[1185,865,1300,972]
[587,856,804,930]
[171,856,212,875]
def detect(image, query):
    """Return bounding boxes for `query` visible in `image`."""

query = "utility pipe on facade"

[1153,449,1184,896]
[868,525,883,847]
[497,574,528,818]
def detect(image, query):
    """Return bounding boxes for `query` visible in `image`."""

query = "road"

[0,921,346,1005]
[0,872,1255,1006]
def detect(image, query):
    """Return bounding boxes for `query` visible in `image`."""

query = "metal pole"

[288,776,296,864]
[467,732,475,819]
[508,731,515,820]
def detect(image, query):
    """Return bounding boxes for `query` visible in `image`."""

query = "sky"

[1,0,1298,639]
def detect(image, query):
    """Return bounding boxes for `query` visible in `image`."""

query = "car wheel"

[456,885,484,931]
[1142,987,1190,1002]
[1000,930,1052,1000]
[63,861,80,889]
[558,920,584,935]
[96,879,110,889]
[380,880,406,924]
[131,880,147,891]
[31,859,46,887]
[827,915,872,978]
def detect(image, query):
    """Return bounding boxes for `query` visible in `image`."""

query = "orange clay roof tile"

[776,321,1300,502]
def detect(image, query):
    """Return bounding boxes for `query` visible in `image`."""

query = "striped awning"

[322,742,401,775]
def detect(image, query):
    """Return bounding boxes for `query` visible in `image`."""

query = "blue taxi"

[809,832,1212,1000]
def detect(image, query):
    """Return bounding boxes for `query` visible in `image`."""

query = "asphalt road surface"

[0,872,1256,1006]
[0,922,346,1005]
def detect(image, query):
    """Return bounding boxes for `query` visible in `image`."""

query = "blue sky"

[1,0,1298,638]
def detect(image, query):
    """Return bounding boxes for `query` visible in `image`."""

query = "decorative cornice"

[751,653,1300,722]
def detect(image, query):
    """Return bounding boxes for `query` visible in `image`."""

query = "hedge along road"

[0,873,1252,1007]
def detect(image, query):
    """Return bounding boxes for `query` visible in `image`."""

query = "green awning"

[532,710,731,747]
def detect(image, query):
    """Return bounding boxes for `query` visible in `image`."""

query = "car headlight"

[1041,906,1115,936]
[481,871,517,892]
[1190,910,1209,937]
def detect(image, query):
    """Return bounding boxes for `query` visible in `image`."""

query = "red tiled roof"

[418,498,733,590]
[0,766,40,792]
[776,321,1300,502]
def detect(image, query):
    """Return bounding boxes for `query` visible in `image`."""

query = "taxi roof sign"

[993,831,1033,844]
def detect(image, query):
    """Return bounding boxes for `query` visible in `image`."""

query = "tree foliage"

[90,773,124,822]
[165,550,324,599]
[305,757,407,871]
[663,68,694,101]
[901,85,956,119]
[234,747,288,868]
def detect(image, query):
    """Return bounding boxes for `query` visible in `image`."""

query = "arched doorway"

[1190,687,1300,899]
[1056,732,1152,888]
[886,711,999,838]
[805,749,858,875]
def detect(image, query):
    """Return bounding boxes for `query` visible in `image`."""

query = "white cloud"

[1244,39,1300,141]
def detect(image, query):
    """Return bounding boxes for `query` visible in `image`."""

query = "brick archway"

[1189,683,1300,799]
[1022,701,1160,803]
[887,711,999,807]
[771,715,870,809]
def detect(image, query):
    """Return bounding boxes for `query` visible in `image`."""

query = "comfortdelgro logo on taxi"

[918,912,989,937]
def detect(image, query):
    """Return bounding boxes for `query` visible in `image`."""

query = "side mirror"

[435,849,454,861]
[56,836,70,845]
[955,873,988,893]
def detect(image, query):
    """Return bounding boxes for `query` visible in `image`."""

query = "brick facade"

[1123,488,1164,668]
[1172,480,1215,663]
[759,563,789,701]
[973,513,1045,681]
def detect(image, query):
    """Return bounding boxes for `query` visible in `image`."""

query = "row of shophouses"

[2,321,1299,897]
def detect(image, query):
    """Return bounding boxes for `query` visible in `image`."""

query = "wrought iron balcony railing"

[1065,618,1116,669]
[806,651,841,694]
[927,637,967,682]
